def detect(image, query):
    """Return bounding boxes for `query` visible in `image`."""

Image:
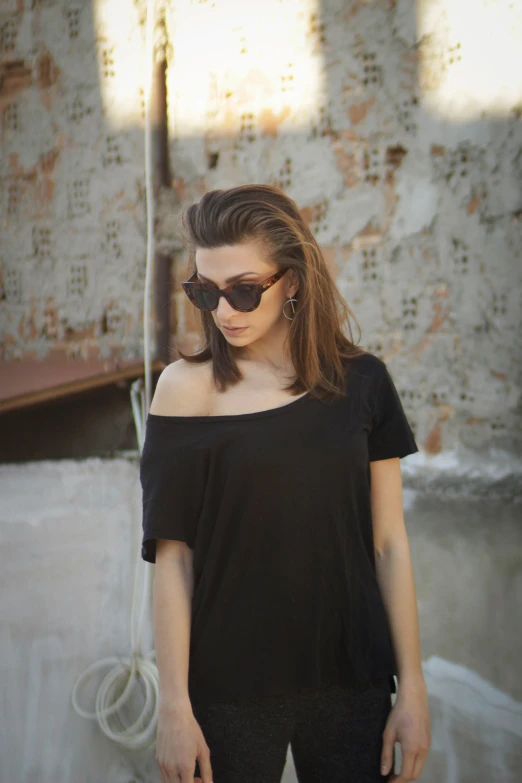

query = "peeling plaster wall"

[164,0,522,458]
[0,1,148,363]
[1,0,521,456]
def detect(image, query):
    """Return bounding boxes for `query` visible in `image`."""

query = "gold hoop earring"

[283,297,297,321]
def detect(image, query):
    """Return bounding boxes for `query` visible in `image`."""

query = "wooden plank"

[0,359,165,413]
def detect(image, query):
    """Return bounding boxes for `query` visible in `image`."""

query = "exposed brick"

[0,60,32,111]
[331,141,359,188]
[467,189,481,215]
[259,107,291,138]
[36,51,60,89]
[386,144,407,169]
[348,98,374,125]
[320,246,338,277]
[299,206,314,225]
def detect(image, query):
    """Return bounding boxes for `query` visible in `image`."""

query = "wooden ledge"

[0,358,165,414]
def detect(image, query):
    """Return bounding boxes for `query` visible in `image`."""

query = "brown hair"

[175,184,368,401]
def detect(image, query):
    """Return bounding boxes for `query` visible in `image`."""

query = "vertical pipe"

[150,35,171,367]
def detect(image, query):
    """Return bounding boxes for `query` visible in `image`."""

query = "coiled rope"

[71,0,159,751]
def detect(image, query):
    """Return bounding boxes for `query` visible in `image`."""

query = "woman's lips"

[222,325,248,334]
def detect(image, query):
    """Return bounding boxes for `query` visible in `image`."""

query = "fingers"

[197,747,213,783]
[392,748,428,781]
[380,728,395,777]
[412,749,429,779]
[397,747,416,781]
[158,762,173,783]
[179,762,197,783]
[158,760,191,783]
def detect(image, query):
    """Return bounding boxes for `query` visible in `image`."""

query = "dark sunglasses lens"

[228,285,259,311]
[188,283,260,311]
[192,286,219,310]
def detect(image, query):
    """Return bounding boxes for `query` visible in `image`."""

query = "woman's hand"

[380,679,431,781]
[156,703,213,783]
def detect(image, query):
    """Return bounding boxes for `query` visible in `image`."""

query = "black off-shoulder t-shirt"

[139,352,419,705]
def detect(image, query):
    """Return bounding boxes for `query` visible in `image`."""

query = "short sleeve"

[367,362,419,462]
[139,417,206,563]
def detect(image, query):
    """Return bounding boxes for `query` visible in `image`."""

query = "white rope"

[71,0,160,751]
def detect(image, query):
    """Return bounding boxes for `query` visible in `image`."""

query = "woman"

[140,184,431,783]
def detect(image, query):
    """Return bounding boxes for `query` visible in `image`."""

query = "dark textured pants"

[192,677,395,783]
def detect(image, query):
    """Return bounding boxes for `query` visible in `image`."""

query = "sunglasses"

[182,267,289,312]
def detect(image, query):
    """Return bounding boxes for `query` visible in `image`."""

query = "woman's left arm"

[370,456,431,782]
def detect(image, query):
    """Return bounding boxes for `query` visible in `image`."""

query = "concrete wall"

[1,0,521,456]
[1,458,521,783]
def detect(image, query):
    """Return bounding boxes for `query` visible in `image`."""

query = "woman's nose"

[216,294,236,321]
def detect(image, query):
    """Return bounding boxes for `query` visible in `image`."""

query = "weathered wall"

[165,0,522,458]
[0,0,147,363]
[0,460,521,783]
[1,0,521,455]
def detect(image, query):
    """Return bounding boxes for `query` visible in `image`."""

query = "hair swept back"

[175,183,369,401]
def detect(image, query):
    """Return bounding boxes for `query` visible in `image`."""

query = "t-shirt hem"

[188,670,397,707]
[369,445,419,462]
[141,534,194,563]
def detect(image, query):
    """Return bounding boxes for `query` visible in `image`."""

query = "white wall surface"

[1,458,521,783]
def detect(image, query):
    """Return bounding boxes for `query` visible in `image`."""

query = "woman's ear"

[287,270,299,298]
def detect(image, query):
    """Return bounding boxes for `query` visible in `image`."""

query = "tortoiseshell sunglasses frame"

[182,267,289,312]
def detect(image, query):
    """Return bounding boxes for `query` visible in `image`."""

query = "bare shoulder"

[149,358,213,416]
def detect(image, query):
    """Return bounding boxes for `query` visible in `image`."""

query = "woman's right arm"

[154,538,194,712]
[148,360,214,782]
[153,539,213,783]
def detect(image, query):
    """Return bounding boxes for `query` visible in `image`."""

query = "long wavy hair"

[175,184,368,401]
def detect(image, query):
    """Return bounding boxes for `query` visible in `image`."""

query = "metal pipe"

[150,32,171,367]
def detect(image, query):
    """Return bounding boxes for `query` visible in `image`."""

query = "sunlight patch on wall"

[417,0,522,119]
[93,0,146,129]
[166,0,326,138]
